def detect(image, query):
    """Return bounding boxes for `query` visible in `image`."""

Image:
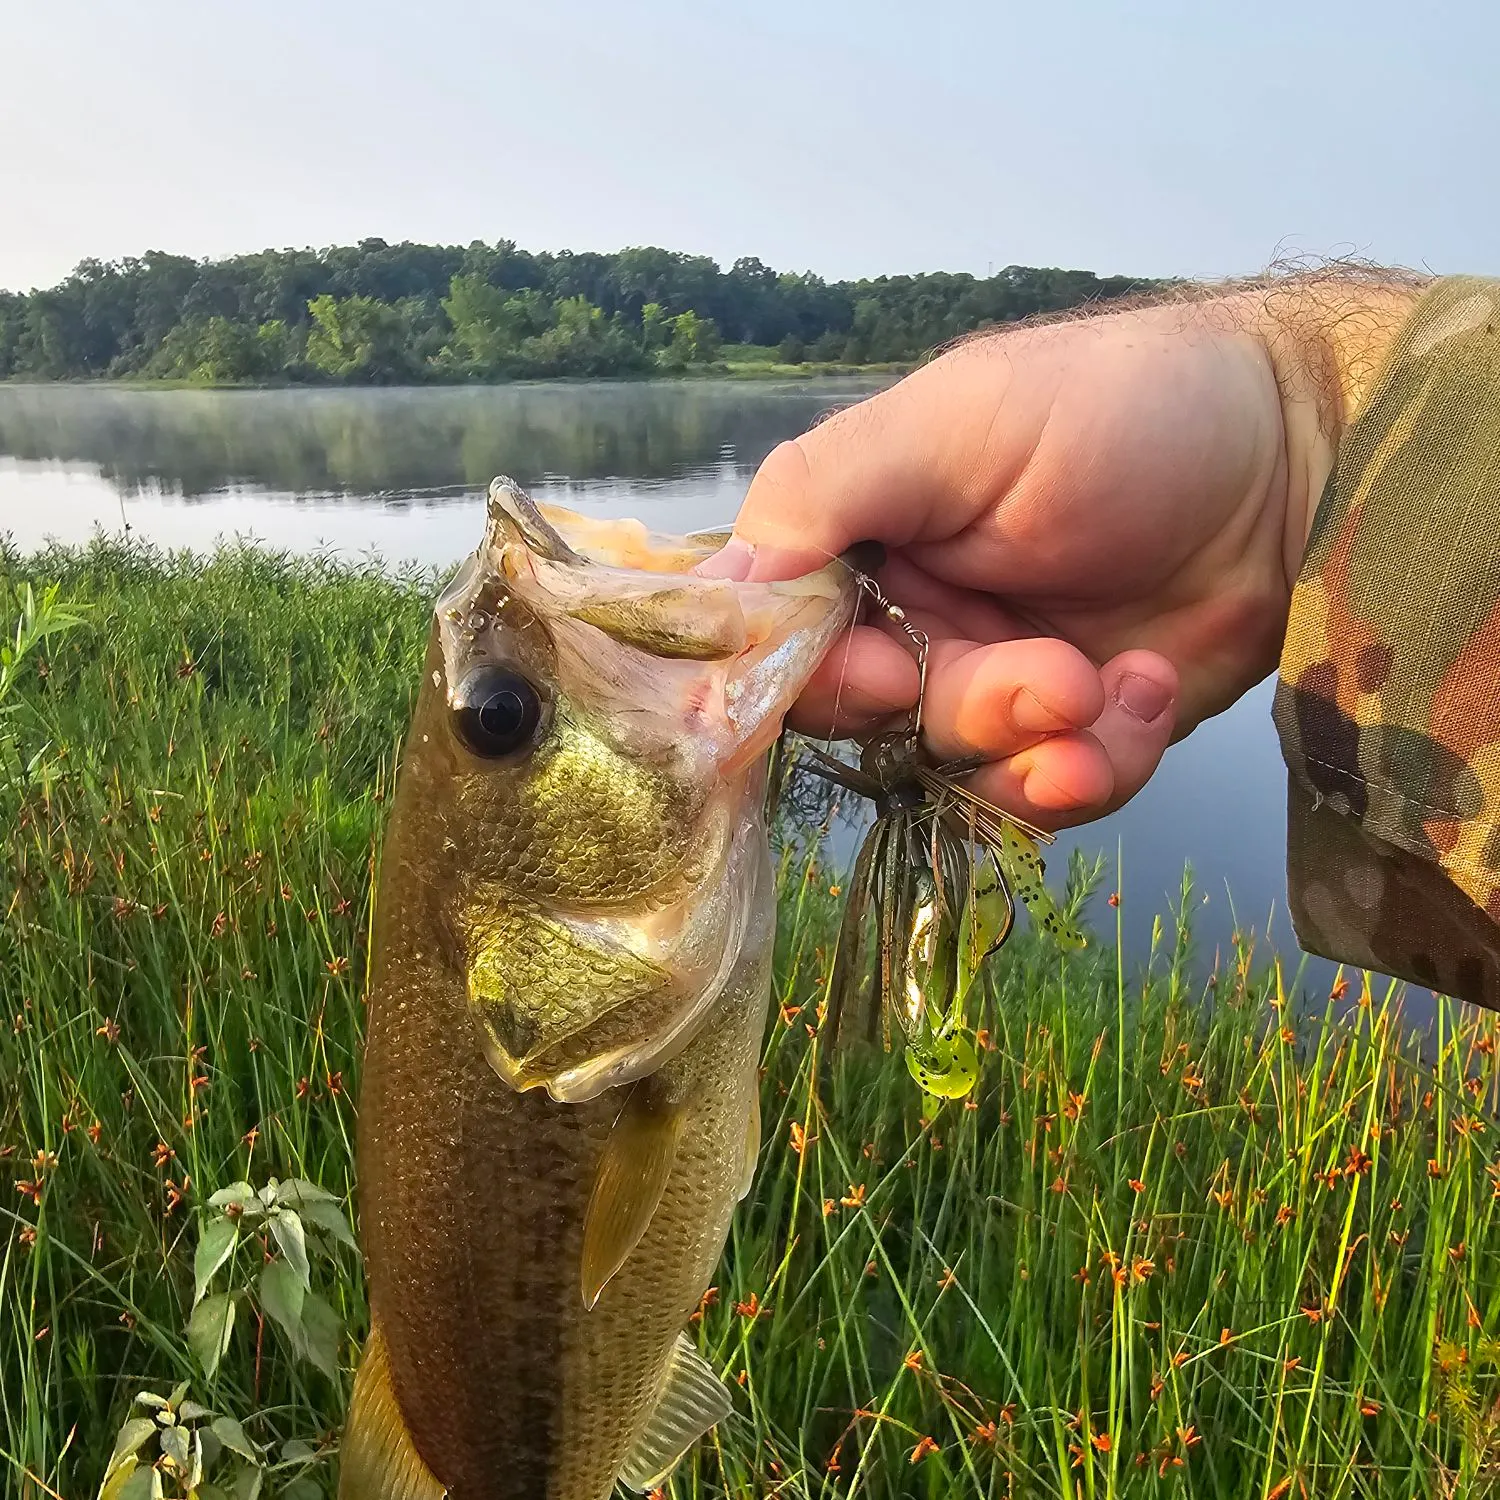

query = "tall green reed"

[1,541,1497,1499]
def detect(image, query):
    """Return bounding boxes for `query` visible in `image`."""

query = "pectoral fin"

[581,1085,684,1309]
[338,1318,446,1500]
[617,1333,733,1492]
[738,1091,761,1201]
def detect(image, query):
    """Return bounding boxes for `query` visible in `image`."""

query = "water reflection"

[0,379,886,499]
[0,379,1331,993]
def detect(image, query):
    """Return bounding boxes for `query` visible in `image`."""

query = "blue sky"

[2,0,1491,292]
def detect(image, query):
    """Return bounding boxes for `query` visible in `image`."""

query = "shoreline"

[0,361,913,393]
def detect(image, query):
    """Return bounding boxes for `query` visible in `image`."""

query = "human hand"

[701,280,1421,828]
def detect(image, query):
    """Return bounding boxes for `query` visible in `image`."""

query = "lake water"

[0,379,1326,990]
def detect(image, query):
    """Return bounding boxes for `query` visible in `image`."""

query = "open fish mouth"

[440,478,857,1103]
[436,478,854,772]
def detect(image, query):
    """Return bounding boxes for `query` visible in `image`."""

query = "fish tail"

[340,1317,446,1500]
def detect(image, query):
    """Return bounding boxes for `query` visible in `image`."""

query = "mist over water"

[0,378,1334,997]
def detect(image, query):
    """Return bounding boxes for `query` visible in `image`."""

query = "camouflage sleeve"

[1274,276,1500,1009]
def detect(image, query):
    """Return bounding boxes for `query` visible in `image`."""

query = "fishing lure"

[801,573,1085,1105]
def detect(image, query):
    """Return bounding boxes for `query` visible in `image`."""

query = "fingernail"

[1115,672,1172,724]
[695,537,753,580]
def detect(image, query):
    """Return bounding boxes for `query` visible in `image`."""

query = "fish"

[339,478,855,1500]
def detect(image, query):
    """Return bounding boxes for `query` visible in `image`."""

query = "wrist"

[1234,278,1426,572]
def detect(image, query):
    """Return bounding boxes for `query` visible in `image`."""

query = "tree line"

[0,239,1157,384]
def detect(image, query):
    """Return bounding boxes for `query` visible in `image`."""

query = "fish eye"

[451,666,546,758]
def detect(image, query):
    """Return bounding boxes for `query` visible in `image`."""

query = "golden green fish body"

[342,482,851,1500]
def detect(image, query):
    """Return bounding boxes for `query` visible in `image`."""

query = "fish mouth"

[442,477,858,767]
[447,479,858,1103]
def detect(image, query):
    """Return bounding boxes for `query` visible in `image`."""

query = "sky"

[2,0,1495,293]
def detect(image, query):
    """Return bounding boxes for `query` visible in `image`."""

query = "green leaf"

[187,1293,236,1379]
[118,1464,160,1500]
[269,1208,310,1287]
[258,1258,305,1343]
[278,1440,318,1465]
[293,1291,342,1377]
[232,1465,264,1500]
[293,1197,358,1253]
[193,1218,238,1305]
[196,1486,231,1500]
[168,1379,191,1409]
[159,1423,190,1471]
[209,1417,258,1463]
[189,1428,205,1492]
[198,1428,223,1471]
[273,1178,336,1206]
[178,1400,213,1423]
[208,1182,257,1210]
[99,1458,139,1500]
[104,1418,158,1480]
[133,1392,171,1411]
[281,1481,321,1500]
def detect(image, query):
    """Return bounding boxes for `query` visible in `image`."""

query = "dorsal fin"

[338,1318,446,1500]
[581,1084,683,1309]
[616,1333,732,1492]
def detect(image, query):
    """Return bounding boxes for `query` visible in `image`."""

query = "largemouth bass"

[341,479,854,1500]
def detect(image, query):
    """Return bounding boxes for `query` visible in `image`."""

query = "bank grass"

[3,540,1500,1498]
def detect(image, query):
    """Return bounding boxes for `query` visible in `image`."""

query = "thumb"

[697,359,1010,582]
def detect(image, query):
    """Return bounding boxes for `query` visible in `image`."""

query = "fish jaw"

[429,482,856,1104]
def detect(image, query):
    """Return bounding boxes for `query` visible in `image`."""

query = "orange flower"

[1128,1177,1146,1194]
[971,1421,997,1446]
[903,1350,924,1371]
[788,1121,808,1155]
[1091,1432,1112,1452]
[839,1183,866,1208]
[909,1436,939,1464]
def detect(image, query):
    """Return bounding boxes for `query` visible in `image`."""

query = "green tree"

[660,310,721,369]
[144,317,289,383]
[520,296,648,377]
[439,276,551,375]
[304,294,415,383]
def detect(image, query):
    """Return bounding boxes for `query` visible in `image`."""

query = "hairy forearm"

[1230,275,1429,566]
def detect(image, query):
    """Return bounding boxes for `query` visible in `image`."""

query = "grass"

[3,540,1500,1499]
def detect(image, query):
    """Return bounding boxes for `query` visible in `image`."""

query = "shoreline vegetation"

[6,542,1500,1498]
[0,238,1154,387]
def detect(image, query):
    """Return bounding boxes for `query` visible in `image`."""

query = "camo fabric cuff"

[1275,276,1500,1009]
